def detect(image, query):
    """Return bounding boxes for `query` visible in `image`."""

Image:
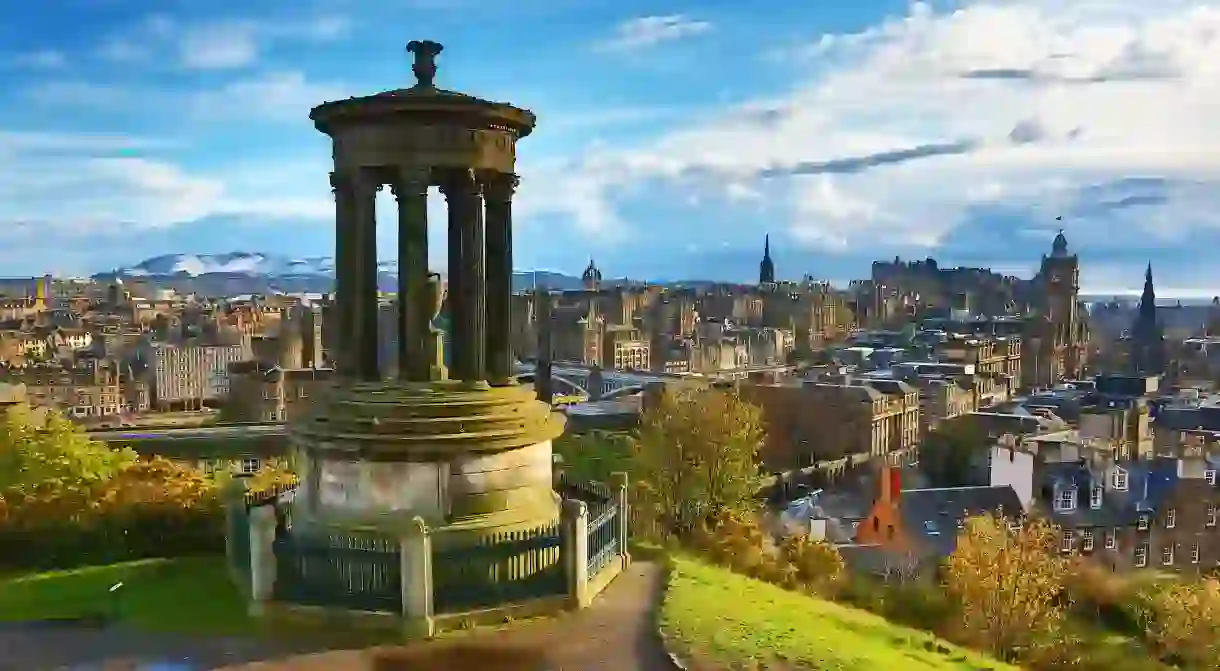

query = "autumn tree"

[0,405,135,491]
[920,416,989,488]
[633,386,764,540]
[944,513,1071,660]
[1141,578,1220,668]
[553,430,634,483]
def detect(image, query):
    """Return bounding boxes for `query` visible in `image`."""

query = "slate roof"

[1039,458,1178,528]
[898,485,1024,556]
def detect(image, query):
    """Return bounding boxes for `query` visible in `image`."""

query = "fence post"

[562,499,589,608]
[401,516,435,638]
[223,478,248,583]
[610,471,631,565]
[247,505,277,614]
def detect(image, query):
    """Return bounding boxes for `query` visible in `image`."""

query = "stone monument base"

[288,381,566,545]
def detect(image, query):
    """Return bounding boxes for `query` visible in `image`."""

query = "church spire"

[1139,262,1156,319]
[759,233,775,284]
[1130,262,1164,376]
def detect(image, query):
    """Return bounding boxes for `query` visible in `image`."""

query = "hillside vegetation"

[662,554,1018,670]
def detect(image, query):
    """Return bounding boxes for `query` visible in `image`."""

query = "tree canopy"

[632,386,765,539]
[945,513,1071,660]
[920,416,989,488]
[0,405,136,491]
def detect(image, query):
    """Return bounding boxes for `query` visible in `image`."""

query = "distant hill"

[93,252,708,296]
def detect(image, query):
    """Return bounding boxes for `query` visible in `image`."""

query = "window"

[1055,487,1077,512]
[1209,504,1218,528]
[1162,545,1175,566]
[1081,528,1094,551]
[240,458,260,474]
[1192,544,1201,564]
[1166,508,1176,529]
[1113,468,1129,491]
[1105,529,1116,549]
[1138,515,1150,531]
[1135,543,1149,567]
[1090,485,1103,509]
[1208,470,1218,486]
[1060,530,1075,553]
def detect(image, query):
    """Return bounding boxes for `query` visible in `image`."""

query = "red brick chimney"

[879,462,902,505]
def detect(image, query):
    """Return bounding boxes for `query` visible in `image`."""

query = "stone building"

[225,361,333,422]
[151,342,245,410]
[2,360,125,418]
[740,379,920,470]
[1023,231,1090,389]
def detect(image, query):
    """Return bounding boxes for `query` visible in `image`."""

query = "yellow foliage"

[633,387,764,540]
[1140,577,1220,668]
[944,513,1071,660]
[778,534,846,593]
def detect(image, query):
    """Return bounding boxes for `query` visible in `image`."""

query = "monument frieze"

[333,124,517,172]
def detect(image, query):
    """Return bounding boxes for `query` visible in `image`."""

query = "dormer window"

[1054,487,1077,512]
[1137,515,1150,531]
[1113,468,1129,491]
[1090,485,1103,509]
[1207,470,1217,486]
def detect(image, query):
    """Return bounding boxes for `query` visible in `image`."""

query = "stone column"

[351,172,381,381]
[440,169,486,383]
[329,171,356,378]
[483,172,518,386]
[393,166,431,382]
[536,287,554,404]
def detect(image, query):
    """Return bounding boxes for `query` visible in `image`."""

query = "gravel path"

[1,561,678,671]
[213,561,678,671]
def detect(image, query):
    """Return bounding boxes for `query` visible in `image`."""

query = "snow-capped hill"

[111,253,399,278]
[96,252,591,297]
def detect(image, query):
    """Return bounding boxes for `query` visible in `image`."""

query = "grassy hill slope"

[661,554,1018,670]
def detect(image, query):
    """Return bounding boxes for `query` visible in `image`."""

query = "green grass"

[661,554,1019,671]
[0,556,255,635]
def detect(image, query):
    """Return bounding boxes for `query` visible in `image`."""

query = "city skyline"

[1,0,1218,293]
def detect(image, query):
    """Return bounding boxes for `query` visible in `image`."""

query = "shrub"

[777,534,845,595]
[1065,559,1143,636]
[0,457,295,570]
[1139,577,1220,669]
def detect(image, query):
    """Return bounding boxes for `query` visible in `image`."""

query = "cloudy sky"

[1,0,1217,295]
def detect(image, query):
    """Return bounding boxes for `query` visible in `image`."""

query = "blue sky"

[2,0,1219,295]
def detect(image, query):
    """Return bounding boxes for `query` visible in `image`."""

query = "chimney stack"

[879,462,901,505]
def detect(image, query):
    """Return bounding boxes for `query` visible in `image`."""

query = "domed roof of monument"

[309,40,536,137]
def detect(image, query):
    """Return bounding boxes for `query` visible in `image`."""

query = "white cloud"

[0,134,330,242]
[190,71,347,121]
[98,13,349,70]
[11,50,67,69]
[596,15,712,53]
[180,22,261,69]
[542,0,1220,262]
